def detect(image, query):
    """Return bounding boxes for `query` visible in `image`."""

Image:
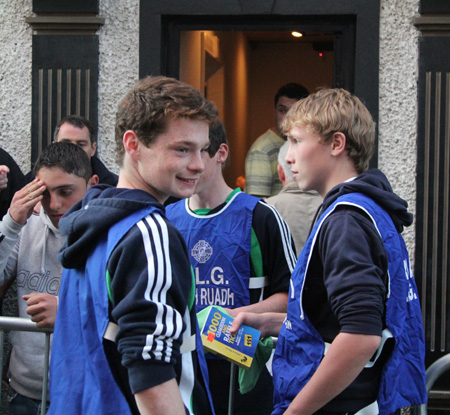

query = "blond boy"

[232,88,427,415]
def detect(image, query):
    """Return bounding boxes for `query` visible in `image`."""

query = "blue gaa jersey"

[166,190,260,312]
[272,193,427,415]
[48,207,156,415]
[49,205,214,415]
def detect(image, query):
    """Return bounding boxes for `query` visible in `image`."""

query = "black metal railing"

[0,317,52,415]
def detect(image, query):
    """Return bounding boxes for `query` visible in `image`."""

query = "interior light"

[291,31,303,38]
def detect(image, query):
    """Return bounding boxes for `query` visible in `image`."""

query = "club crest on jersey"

[191,240,213,263]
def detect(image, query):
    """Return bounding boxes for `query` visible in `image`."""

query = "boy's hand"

[0,165,9,191]
[23,293,58,329]
[230,311,286,338]
[9,179,45,225]
[223,307,236,317]
[230,311,261,333]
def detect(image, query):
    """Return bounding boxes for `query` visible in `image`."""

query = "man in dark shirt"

[166,119,295,415]
[26,115,118,186]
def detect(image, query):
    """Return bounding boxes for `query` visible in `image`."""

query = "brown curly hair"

[115,76,218,166]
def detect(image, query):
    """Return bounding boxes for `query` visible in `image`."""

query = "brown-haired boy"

[232,88,427,415]
[48,76,218,415]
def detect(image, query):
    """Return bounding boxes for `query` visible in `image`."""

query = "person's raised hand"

[9,179,46,225]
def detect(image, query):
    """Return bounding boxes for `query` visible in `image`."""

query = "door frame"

[161,15,355,90]
[139,1,380,164]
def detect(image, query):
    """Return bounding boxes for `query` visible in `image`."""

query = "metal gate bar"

[0,317,52,415]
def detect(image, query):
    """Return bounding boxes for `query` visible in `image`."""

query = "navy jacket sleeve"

[106,211,192,394]
[318,206,388,336]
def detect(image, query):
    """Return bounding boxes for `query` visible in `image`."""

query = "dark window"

[420,0,450,14]
[31,35,99,163]
[33,0,99,14]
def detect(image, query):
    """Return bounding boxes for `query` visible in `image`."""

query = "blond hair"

[282,88,375,174]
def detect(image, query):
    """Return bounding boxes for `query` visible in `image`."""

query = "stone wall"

[379,0,420,256]
[97,0,139,174]
[0,0,33,172]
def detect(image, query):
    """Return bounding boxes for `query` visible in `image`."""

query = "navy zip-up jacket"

[54,185,212,414]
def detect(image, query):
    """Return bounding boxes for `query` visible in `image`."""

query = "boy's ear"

[277,164,286,184]
[122,130,141,160]
[88,174,99,188]
[216,143,229,164]
[330,132,346,155]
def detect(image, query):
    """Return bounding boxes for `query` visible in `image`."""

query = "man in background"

[26,115,118,186]
[245,83,309,197]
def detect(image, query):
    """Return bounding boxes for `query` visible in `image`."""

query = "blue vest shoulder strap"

[48,206,157,415]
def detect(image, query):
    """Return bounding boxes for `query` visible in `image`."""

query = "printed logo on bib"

[195,266,235,307]
[191,240,213,263]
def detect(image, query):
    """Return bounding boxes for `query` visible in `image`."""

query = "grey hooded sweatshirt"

[0,209,64,400]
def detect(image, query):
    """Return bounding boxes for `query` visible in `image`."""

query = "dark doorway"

[139,2,380,184]
[140,1,380,108]
[161,16,355,90]
[167,23,344,185]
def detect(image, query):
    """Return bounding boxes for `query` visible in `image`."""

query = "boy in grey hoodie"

[0,142,98,415]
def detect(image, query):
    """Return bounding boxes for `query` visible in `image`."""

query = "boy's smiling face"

[37,167,89,228]
[134,117,210,203]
